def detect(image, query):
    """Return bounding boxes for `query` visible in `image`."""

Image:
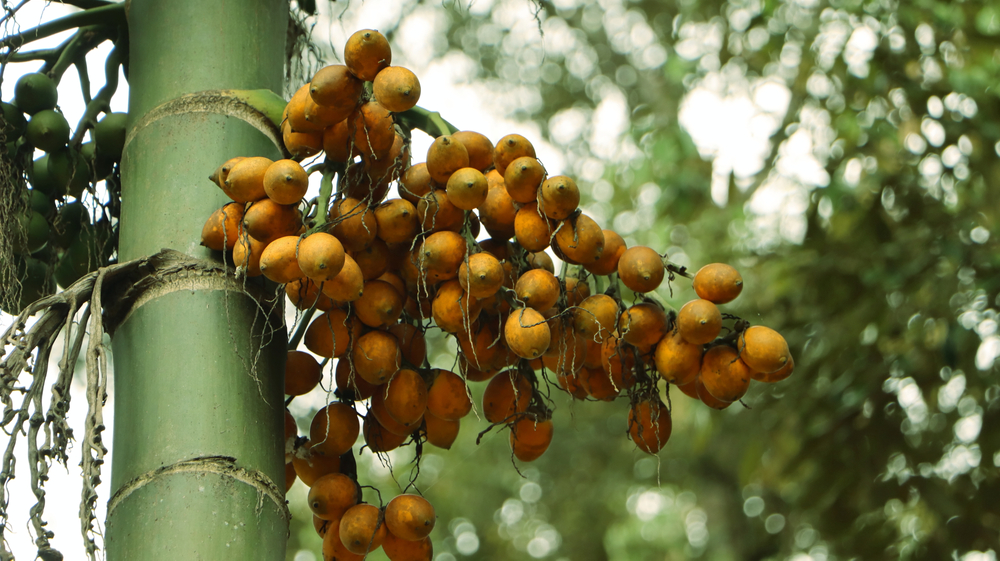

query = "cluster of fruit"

[2,71,124,313]
[308,474,434,561]
[198,29,794,560]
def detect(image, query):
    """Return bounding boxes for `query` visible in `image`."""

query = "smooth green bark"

[109,1,288,559]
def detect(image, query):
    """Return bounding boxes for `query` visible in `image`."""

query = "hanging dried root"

[0,249,270,561]
[0,259,127,560]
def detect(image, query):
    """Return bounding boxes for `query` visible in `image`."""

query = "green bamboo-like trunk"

[108,1,289,559]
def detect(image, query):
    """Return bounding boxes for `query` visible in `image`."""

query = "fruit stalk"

[47,25,116,82]
[287,306,317,351]
[70,33,123,146]
[397,105,458,138]
[311,164,336,232]
[0,3,125,48]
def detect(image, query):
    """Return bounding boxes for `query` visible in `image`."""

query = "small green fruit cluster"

[1,72,124,314]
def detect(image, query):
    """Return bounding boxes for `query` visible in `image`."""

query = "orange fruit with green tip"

[330,197,378,252]
[309,473,361,521]
[263,159,309,205]
[572,294,618,340]
[319,254,364,303]
[482,369,532,424]
[304,308,362,359]
[553,213,604,265]
[510,415,554,462]
[354,279,404,328]
[628,398,672,454]
[224,156,272,202]
[383,368,428,429]
[505,307,551,360]
[285,350,322,396]
[700,345,752,403]
[385,494,435,541]
[514,269,560,312]
[537,175,580,220]
[259,235,303,284]
[200,203,244,251]
[445,167,488,210]
[738,325,791,374]
[424,411,460,449]
[451,130,493,171]
[677,299,722,345]
[309,402,360,457]
[617,246,664,294]
[363,413,409,452]
[351,330,401,385]
[373,66,421,112]
[752,354,794,383]
[426,369,472,421]
[493,134,535,176]
[310,64,364,109]
[339,503,387,555]
[291,443,341,487]
[654,329,702,386]
[344,29,392,82]
[458,252,504,299]
[693,262,743,304]
[298,232,346,283]
[426,135,469,185]
[243,198,301,243]
[382,531,433,561]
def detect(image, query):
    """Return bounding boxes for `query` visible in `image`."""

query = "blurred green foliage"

[287,0,1000,559]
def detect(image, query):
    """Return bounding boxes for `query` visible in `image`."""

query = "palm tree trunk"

[107,1,289,558]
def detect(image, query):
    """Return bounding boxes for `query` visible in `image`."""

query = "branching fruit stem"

[397,106,459,138]
[0,3,125,48]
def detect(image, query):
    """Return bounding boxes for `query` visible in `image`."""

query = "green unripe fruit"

[50,201,89,249]
[1,102,27,139]
[93,112,127,160]
[28,189,55,218]
[14,211,50,255]
[29,243,56,263]
[80,141,114,179]
[0,256,55,315]
[54,221,113,289]
[13,73,58,115]
[25,110,70,153]
[27,155,59,196]
[47,147,90,198]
